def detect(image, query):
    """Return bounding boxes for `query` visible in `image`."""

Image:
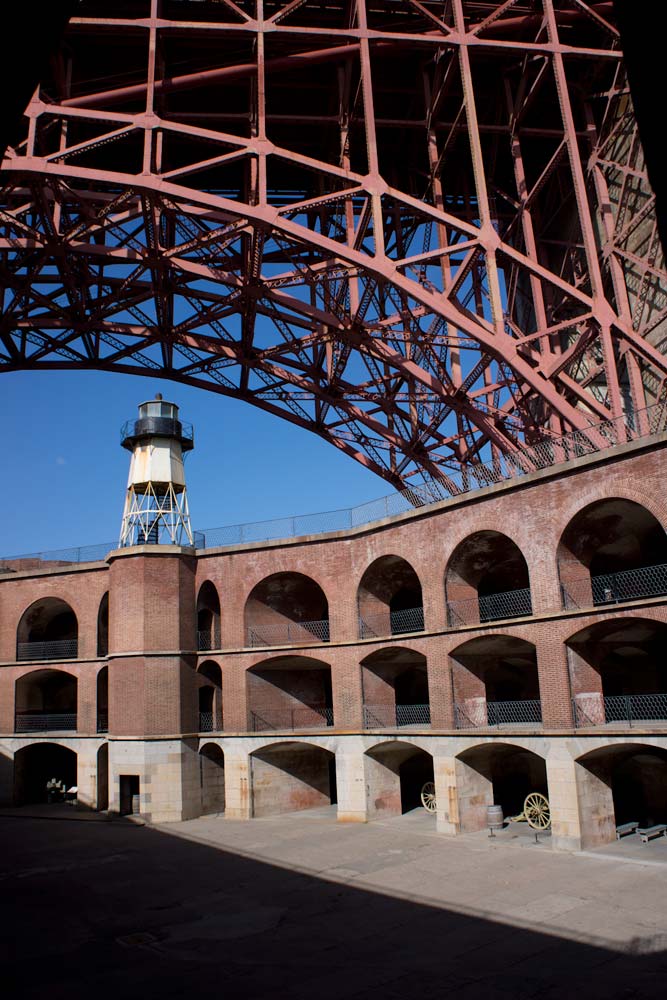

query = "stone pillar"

[434,754,459,835]
[535,632,575,728]
[455,753,493,832]
[77,667,98,735]
[332,649,363,730]
[335,741,367,822]
[76,740,99,809]
[224,752,252,819]
[428,641,455,729]
[0,670,14,733]
[221,659,249,732]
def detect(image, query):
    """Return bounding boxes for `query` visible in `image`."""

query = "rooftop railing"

[2,402,665,568]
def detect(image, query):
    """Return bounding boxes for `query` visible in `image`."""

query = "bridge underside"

[1,0,666,490]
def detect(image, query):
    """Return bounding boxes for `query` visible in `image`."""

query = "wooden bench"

[615,821,638,840]
[637,824,667,844]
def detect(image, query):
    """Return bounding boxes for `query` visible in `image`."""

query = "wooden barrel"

[487,804,504,830]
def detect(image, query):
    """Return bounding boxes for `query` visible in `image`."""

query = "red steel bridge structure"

[1,0,666,491]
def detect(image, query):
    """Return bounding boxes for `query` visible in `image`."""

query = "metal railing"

[363,704,431,728]
[3,402,665,568]
[455,699,542,728]
[562,563,667,610]
[97,714,108,733]
[199,711,214,732]
[250,706,334,732]
[359,606,425,639]
[15,712,77,733]
[16,639,78,661]
[447,587,532,626]
[197,630,216,651]
[573,693,667,727]
[246,618,330,648]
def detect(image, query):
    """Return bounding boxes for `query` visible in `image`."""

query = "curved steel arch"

[1,0,666,490]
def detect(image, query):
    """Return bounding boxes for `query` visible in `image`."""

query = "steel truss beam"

[1,0,666,490]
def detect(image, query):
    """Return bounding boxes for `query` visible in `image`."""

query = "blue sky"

[0,370,389,557]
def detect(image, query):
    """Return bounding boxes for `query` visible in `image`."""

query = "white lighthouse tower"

[119,394,194,547]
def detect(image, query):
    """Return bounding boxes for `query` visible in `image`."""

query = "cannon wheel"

[420,781,437,813]
[523,792,550,830]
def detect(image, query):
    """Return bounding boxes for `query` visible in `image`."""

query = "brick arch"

[249,740,336,818]
[364,738,435,817]
[16,597,79,661]
[453,740,549,833]
[356,554,424,639]
[556,495,667,612]
[244,571,330,648]
[444,531,533,628]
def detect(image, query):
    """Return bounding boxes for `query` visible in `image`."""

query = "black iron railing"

[246,619,330,648]
[16,638,78,661]
[455,699,542,728]
[15,712,77,733]
[358,606,425,639]
[249,706,334,731]
[97,714,108,733]
[197,630,214,651]
[199,711,214,732]
[363,704,431,728]
[573,693,667,727]
[562,563,667,610]
[447,587,532,626]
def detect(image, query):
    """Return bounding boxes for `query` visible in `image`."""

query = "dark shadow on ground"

[0,807,666,1000]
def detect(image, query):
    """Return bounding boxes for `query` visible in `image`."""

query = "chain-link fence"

[4,403,666,568]
[246,619,330,648]
[199,711,214,732]
[455,699,542,728]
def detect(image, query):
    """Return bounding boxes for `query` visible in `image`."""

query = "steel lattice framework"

[1,0,666,490]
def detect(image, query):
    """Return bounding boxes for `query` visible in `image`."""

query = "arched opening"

[576,744,667,846]
[97,593,109,657]
[97,743,109,811]
[250,741,336,817]
[197,660,223,731]
[244,572,329,647]
[365,742,434,818]
[14,743,77,805]
[97,666,108,733]
[451,635,541,728]
[357,556,424,638]
[361,648,430,728]
[567,618,667,727]
[455,743,548,833]
[199,742,225,815]
[16,598,78,661]
[558,499,667,609]
[197,581,221,651]
[445,531,532,626]
[247,655,333,732]
[15,669,77,732]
